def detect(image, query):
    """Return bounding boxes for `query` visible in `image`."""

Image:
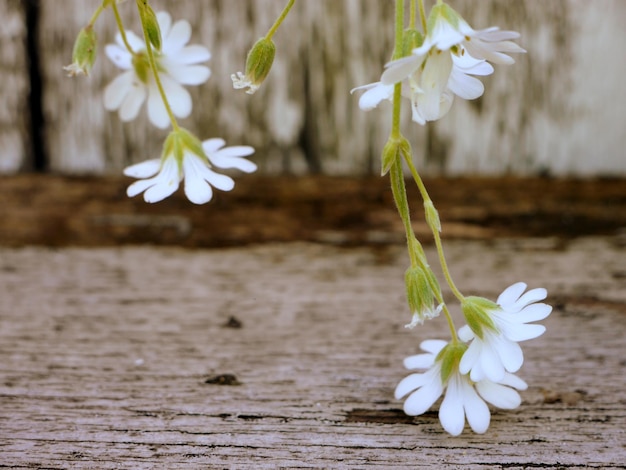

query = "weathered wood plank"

[0,237,624,467]
[0,0,30,172]
[29,0,626,176]
[0,175,624,247]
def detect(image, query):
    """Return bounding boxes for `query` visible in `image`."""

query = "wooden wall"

[1,0,624,176]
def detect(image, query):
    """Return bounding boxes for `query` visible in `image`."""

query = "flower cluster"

[395,283,552,435]
[96,8,257,204]
[352,3,525,124]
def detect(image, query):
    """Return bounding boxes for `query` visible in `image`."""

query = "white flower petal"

[183,156,214,204]
[403,353,435,370]
[514,288,548,310]
[459,339,481,375]
[495,337,524,373]
[146,84,172,129]
[124,158,161,178]
[143,158,180,203]
[105,44,132,69]
[476,380,522,410]
[167,65,211,85]
[202,138,226,155]
[505,323,546,342]
[458,325,475,342]
[461,380,491,434]
[420,339,448,356]
[403,378,443,416]
[478,339,505,383]
[119,82,147,122]
[163,19,192,55]
[117,31,144,54]
[448,69,484,100]
[515,303,553,323]
[160,74,192,118]
[418,51,453,121]
[395,372,429,399]
[176,45,212,65]
[156,12,172,39]
[497,282,527,307]
[499,372,528,390]
[381,55,425,86]
[439,376,466,436]
[103,71,134,111]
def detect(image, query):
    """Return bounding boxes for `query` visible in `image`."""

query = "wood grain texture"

[25,0,626,176]
[0,237,624,468]
[0,0,30,172]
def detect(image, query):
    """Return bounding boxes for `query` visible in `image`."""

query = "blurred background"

[0,0,624,247]
[1,0,625,176]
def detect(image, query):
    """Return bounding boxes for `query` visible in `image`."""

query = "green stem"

[418,0,428,33]
[265,0,296,40]
[89,2,107,26]
[137,4,179,130]
[404,155,464,303]
[111,1,135,55]
[409,0,417,29]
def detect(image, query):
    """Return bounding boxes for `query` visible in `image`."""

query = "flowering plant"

[349,0,551,436]
[66,0,550,437]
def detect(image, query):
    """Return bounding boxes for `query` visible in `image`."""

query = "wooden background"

[1,0,625,176]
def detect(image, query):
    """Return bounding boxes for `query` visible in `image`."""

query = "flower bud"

[424,200,441,233]
[404,265,443,328]
[137,0,161,51]
[64,25,97,77]
[231,37,276,94]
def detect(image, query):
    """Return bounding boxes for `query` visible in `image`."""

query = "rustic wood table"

[0,176,624,468]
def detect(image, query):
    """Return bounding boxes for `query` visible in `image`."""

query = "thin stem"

[89,2,107,26]
[390,158,418,267]
[409,0,417,30]
[265,0,296,40]
[137,5,179,130]
[111,1,135,55]
[418,0,428,33]
[404,155,464,302]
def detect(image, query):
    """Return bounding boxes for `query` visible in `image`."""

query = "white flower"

[124,131,256,204]
[395,339,528,436]
[459,282,553,382]
[103,11,211,129]
[377,3,524,123]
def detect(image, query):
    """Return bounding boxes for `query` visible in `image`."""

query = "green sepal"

[381,136,411,176]
[436,341,467,384]
[461,296,499,339]
[427,3,461,37]
[402,28,424,57]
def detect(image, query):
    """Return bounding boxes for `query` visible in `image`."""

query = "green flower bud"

[64,25,97,77]
[137,0,161,51]
[424,200,441,233]
[405,265,442,327]
[231,37,276,94]
[461,296,499,340]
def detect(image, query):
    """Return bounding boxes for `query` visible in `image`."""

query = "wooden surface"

[0,238,624,468]
[0,175,625,247]
[0,175,625,468]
